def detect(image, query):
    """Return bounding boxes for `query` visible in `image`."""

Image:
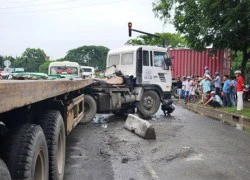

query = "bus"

[48,61,81,78]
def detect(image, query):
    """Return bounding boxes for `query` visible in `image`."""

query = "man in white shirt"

[204,91,223,107]
[183,76,191,103]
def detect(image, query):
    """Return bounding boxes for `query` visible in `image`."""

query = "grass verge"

[220,107,250,117]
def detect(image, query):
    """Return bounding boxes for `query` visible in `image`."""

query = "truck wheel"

[0,159,11,180]
[39,110,66,180]
[136,90,160,117]
[3,124,48,180]
[80,95,97,124]
[172,86,179,98]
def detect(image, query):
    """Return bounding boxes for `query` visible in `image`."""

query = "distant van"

[80,66,95,78]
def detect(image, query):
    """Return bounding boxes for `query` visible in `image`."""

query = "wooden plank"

[0,79,93,113]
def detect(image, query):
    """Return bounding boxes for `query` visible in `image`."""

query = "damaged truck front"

[83,45,173,120]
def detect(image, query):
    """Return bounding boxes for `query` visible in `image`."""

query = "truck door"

[142,50,153,82]
[150,51,172,92]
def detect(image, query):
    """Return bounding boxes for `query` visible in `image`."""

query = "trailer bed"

[0,79,93,113]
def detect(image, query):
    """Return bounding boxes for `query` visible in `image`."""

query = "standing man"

[222,75,231,107]
[204,66,210,76]
[183,76,191,103]
[176,76,182,103]
[235,70,245,111]
[199,75,211,104]
[189,75,197,103]
[213,72,221,96]
[229,76,237,106]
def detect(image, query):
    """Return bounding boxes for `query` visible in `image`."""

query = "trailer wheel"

[0,159,11,180]
[136,90,160,117]
[39,110,66,180]
[80,95,97,124]
[172,86,179,98]
[3,124,48,180]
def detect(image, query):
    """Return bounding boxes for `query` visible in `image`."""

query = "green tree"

[39,58,64,73]
[64,45,109,71]
[39,61,51,73]
[0,55,3,69]
[153,0,250,75]
[0,55,15,70]
[13,48,47,72]
[126,32,188,48]
[231,51,250,75]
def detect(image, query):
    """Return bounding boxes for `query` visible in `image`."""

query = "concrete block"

[124,114,156,139]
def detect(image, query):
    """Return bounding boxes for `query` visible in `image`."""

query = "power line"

[0,0,127,14]
[0,0,78,9]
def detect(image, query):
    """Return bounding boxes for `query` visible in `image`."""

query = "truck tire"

[80,95,97,124]
[39,110,66,180]
[0,159,11,180]
[3,124,49,180]
[136,90,160,117]
[172,86,179,98]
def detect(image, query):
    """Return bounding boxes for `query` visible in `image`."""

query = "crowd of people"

[176,66,245,111]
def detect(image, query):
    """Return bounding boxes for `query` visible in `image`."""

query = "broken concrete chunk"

[124,114,156,139]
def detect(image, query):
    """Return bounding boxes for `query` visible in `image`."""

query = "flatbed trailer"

[0,78,93,180]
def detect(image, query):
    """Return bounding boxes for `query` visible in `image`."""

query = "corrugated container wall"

[168,49,231,79]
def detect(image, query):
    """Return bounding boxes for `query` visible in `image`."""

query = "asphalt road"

[64,105,250,180]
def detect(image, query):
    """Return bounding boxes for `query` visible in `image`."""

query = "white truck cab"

[106,46,172,98]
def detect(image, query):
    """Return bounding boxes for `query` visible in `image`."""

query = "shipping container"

[168,48,231,79]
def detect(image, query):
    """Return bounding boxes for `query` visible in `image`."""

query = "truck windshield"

[82,68,92,72]
[50,66,78,75]
[108,55,120,66]
[121,53,133,65]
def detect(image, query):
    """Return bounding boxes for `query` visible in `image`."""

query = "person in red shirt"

[235,70,245,111]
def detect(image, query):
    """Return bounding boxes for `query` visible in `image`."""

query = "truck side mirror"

[163,58,172,70]
[164,58,172,66]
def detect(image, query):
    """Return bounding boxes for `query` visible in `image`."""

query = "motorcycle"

[243,84,250,101]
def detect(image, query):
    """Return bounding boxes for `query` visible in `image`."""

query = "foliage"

[231,51,250,75]
[0,55,15,70]
[39,61,51,73]
[13,48,47,72]
[126,32,188,48]
[153,0,250,75]
[64,45,109,71]
[38,58,64,73]
[0,55,3,69]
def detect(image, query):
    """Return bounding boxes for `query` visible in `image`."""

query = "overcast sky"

[0,0,175,59]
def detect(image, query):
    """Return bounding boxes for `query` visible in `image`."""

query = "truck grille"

[158,73,166,82]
